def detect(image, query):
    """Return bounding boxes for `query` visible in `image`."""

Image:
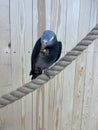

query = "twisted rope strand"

[0,24,98,108]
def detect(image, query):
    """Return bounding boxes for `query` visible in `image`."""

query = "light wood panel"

[61,0,80,130]
[89,40,98,130]
[71,0,92,130]
[0,0,11,94]
[81,0,98,130]
[0,0,98,130]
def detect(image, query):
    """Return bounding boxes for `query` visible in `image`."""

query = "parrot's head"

[41,30,57,50]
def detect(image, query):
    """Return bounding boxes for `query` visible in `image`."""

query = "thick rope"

[0,24,98,108]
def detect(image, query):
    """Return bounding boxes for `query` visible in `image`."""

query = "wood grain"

[0,0,98,130]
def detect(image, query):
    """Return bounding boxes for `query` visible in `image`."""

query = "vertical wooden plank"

[57,0,67,57]
[9,0,22,130]
[78,0,92,41]
[0,0,10,65]
[72,1,91,130]
[71,52,87,130]
[32,0,38,129]
[50,0,61,32]
[0,0,11,95]
[61,62,75,130]
[88,40,98,130]
[37,0,46,37]
[10,0,22,90]
[81,0,98,130]
[50,0,67,57]
[33,87,47,130]
[47,79,55,130]
[90,0,98,28]
[54,74,64,130]
[71,0,92,130]
[61,0,80,130]
[32,91,37,130]
[92,40,98,130]
[45,0,51,29]
[18,0,33,130]
[0,1,21,130]
[96,0,98,23]
[32,0,38,45]
[65,0,80,52]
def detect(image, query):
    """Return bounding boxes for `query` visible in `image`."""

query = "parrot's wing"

[55,41,62,61]
[31,38,41,66]
[30,38,41,76]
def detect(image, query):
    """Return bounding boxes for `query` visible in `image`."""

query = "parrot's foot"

[44,69,50,79]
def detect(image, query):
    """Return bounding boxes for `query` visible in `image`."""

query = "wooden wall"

[0,0,98,130]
